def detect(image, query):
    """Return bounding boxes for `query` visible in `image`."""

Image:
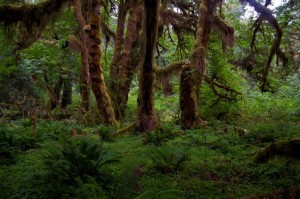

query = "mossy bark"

[87,0,117,126]
[180,66,202,129]
[137,0,160,132]
[109,0,127,106]
[110,4,143,120]
[73,0,90,112]
[79,31,90,112]
[179,0,213,129]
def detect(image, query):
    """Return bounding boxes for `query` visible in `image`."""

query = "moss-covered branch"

[0,0,71,49]
[211,15,235,51]
[243,0,286,91]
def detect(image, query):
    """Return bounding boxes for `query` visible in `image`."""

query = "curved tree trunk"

[87,0,117,126]
[180,0,213,129]
[137,0,160,132]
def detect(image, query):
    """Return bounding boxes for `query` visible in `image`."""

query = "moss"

[254,138,300,163]
[0,0,71,49]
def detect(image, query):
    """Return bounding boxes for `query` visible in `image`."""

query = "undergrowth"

[1,117,300,198]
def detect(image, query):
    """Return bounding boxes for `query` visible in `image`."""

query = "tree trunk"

[61,79,72,108]
[137,0,160,132]
[50,77,63,109]
[79,32,90,112]
[180,65,201,129]
[179,0,213,129]
[87,0,117,126]
[109,0,127,103]
[73,0,90,112]
[110,4,143,120]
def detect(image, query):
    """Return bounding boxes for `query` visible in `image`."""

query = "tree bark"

[137,0,160,132]
[87,0,117,126]
[179,0,213,129]
[73,0,90,112]
[110,4,143,120]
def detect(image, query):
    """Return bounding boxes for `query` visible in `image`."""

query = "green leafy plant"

[149,145,191,174]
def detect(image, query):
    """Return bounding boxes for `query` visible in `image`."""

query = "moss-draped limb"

[137,0,160,132]
[87,0,117,126]
[0,0,71,49]
[159,8,197,35]
[254,138,300,163]
[211,15,235,51]
[154,60,186,96]
[243,0,285,91]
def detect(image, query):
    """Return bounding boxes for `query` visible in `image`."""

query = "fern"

[149,145,191,173]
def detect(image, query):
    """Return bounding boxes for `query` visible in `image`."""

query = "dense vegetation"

[1,0,300,198]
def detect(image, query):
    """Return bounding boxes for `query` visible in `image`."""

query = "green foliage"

[148,145,191,174]
[142,124,176,146]
[0,127,18,163]
[0,126,38,164]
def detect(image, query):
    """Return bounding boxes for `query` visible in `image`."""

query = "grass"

[1,117,300,198]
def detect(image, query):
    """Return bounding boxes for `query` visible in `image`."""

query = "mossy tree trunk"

[109,1,143,121]
[180,0,214,129]
[180,65,202,129]
[137,0,160,132]
[110,4,143,121]
[87,0,117,126]
[73,0,90,112]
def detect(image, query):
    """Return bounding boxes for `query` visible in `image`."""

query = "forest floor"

[1,116,300,199]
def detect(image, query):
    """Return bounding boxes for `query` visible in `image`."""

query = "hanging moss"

[254,138,300,163]
[0,0,71,49]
